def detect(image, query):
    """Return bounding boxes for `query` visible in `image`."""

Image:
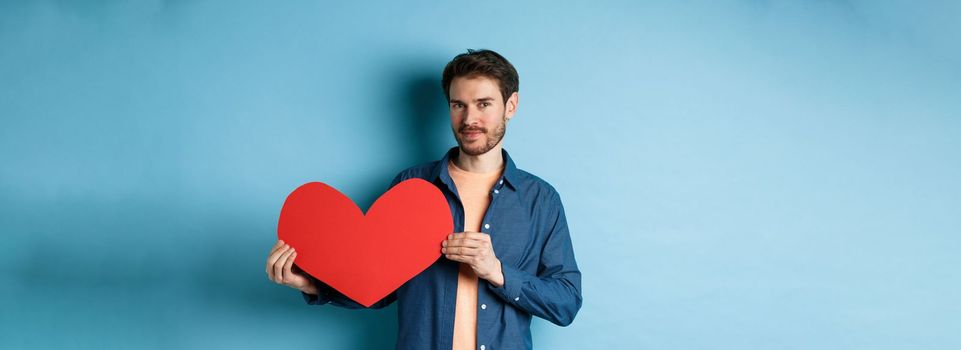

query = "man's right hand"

[266,240,318,295]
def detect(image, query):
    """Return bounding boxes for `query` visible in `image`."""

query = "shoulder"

[513,168,563,205]
[390,160,440,185]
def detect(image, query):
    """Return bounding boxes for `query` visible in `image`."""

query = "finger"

[267,244,289,266]
[266,245,290,280]
[454,239,485,250]
[445,254,472,263]
[269,240,285,255]
[443,246,478,256]
[274,249,293,284]
[445,238,482,249]
[283,251,297,282]
[453,233,489,247]
[271,248,291,284]
[268,241,286,263]
[451,232,479,239]
[276,248,295,284]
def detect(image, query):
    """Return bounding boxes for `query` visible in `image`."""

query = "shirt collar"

[432,146,520,192]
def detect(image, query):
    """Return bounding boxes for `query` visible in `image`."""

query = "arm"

[486,192,583,326]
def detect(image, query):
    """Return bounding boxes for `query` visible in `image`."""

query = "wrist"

[299,282,318,296]
[489,259,505,288]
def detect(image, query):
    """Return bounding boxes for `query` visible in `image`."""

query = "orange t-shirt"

[448,160,503,350]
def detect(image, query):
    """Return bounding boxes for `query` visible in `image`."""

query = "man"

[266,49,582,350]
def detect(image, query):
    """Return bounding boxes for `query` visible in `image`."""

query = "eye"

[451,103,464,109]
[480,102,491,108]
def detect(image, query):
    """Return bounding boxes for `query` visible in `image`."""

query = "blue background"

[2,1,959,348]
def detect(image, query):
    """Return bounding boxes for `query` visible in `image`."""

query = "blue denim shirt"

[302,147,583,350]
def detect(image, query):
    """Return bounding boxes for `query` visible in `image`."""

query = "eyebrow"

[449,97,496,104]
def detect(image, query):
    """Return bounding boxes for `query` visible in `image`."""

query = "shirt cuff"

[301,278,328,305]
[301,290,327,305]
[488,263,525,303]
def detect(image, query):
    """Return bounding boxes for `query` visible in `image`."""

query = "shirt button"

[480,345,486,350]
[481,304,487,310]
[484,223,490,230]
[514,297,519,301]
[493,189,499,194]
[499,179,503,184]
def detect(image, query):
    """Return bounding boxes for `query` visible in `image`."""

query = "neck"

[454,143,504,173]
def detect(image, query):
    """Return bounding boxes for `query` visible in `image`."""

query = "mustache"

[459,125,487,133]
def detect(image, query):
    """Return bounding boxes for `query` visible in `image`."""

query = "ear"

[505,92,519,121]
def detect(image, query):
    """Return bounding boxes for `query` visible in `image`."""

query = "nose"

[463,105,481,126]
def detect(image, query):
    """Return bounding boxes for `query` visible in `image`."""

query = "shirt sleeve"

[487,190,583,326]
[301,275,397,309]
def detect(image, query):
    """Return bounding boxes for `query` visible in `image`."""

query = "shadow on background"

[353,64,452,210]
[210,68,452,348]
[3,68,453,349]
[401,71,454,168]
[225,70,451,348]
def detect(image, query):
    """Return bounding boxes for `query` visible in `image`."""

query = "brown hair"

[441,49,519,104]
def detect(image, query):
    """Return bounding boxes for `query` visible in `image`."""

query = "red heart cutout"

[277,179,453,307]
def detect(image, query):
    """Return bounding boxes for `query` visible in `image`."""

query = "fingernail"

[441,248,446,253]
[442,241,447,247]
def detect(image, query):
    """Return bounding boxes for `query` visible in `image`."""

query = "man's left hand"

[442,232,505,287]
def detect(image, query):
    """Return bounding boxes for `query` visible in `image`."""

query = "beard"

[454,115,507,156]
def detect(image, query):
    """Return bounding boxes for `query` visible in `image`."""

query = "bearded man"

[266,49,583,350]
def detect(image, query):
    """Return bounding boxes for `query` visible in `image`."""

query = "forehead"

[449,75,501,101]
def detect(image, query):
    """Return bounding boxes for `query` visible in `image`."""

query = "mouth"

[461,130,484,141]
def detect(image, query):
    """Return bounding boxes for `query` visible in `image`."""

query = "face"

[448,76,518,156]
